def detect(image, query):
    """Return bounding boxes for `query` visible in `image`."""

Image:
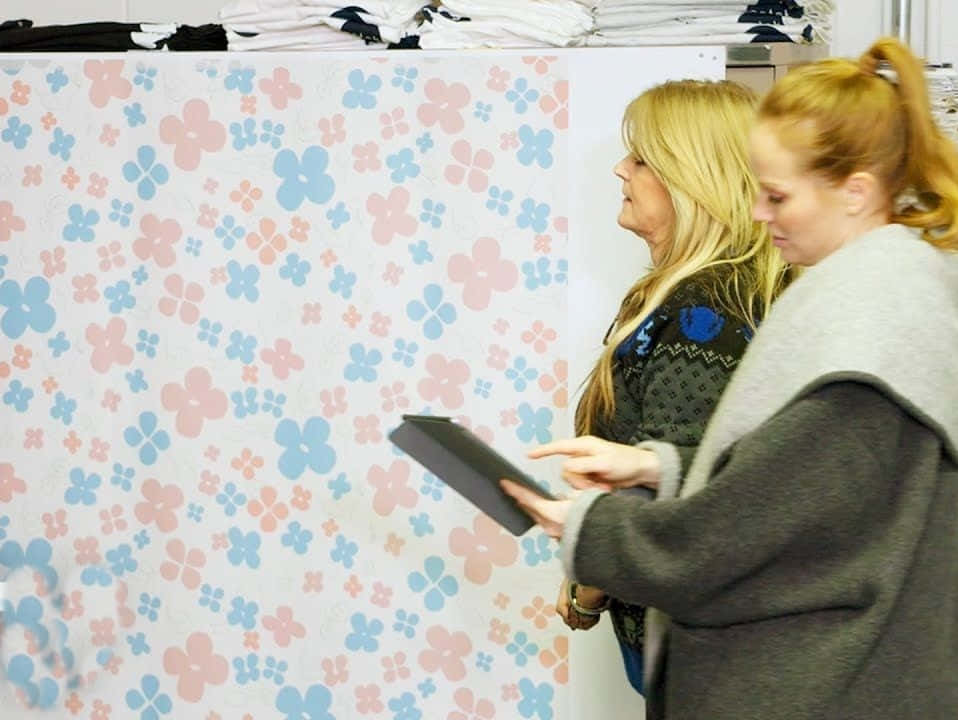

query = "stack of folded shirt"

[588,0,833,46]
[0,18,227,51]
[416,0,594,49]
[220,0,427,50]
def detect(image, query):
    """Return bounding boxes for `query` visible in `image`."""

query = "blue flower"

[406,284,456,340]
[137,593,160,621]
[0,255,6,279]
[122,145,169,201]
[123,103,146,127]
[233,654,260,684]
[0,538,58,592]
[108,198,134,227]
[393,609,420,639]
[476,652,493,671]
[125,674,172,720]
[46,67,68,92]
[281,521,313,554]
[0,276,55,339]
[521,532,554,566]
[392,338,419,367]
[326,201,350,229]
[2,116,32,149]
[330,534,358,568]
[215,215,245,249]
[261,389,286,418]
[517,198,551,234]
[517,403,553,444]
[226,330,257,364]
[263,656,287,685]
[5,654,57,709]
[3,379,33,412]
[123,411,171,465]
[125,369,148,393]
[106,544,137,576]
[279,253,311,286]
[50,391,76,425]
[227,527,261,569]
[185,237,202,256]
[225,65,255,94]
[344,612,382,652]
[420,473,444,501]
[389,691,422,720]
[132,265,148,285]
[104,280,135,313]
[391,65,418,92]
[386,148,420,183]
[275,416,336,480]
[231,388,258,419]
[554,258,568,284]
[276,684,335,720]
[81,565,113,587]
[506,78,539,113]
[45,330,69,358]
[187,503,204,522]
[65,468,101,506]
[344,343,382,382]
[474,101,492,122]
[409,238,433,262]
[343,69,381,109]
[136,329,159,358]
[505,356,538,392]
[111,463,135,491]
[474,378,492,398]
[419,198,445,228]
[198,585,222,613]
[517,125,554,169]
[49,128,75,160]
[418,678,436,698]
[409,512,434,537]
[227,596,259,630]
[229,118,257,151]
[486,186,514,215]
[133,63,157,91]
[225,261,260,302]
[329,265,356,298]
[0,515,8,541]
[62,204,99,243]
[507,631,539,667]
[260,119,285,149]
[415,132,433,153]
[517,677,554,719]
[328,472,350,500]
[197,318,223,347]
[133,530,149,549]
[521,257,553,290]
[4,596,51,650]
[215,482,247,516]
[273,146,334,211]
[407,556,458,611]
[127,633,150,656]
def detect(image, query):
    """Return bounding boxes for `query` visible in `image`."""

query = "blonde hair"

[576,80,788,436]
[757,36,958,250]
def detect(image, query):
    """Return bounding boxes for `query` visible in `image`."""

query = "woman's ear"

[841,171,881,216]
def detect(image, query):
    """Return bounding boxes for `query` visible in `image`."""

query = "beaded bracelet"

[568,581,610,617]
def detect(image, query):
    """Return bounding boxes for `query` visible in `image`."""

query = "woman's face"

[749,122,849,266]
[613,154,675,265]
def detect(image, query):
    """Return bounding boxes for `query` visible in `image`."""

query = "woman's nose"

[613,157,628,180]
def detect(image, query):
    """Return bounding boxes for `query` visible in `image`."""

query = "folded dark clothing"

[0,21,146,50]
[159,24,227,51]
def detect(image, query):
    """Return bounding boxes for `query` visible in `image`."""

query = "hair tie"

[859,54,881,77]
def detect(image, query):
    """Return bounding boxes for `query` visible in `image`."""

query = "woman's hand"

[556,578,607,631]
[529,435,661,491]
[500,479,571,539]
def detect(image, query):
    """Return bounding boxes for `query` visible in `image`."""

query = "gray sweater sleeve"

[562,381,940,624]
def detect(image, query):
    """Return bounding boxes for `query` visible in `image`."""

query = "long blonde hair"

[757,37,958,250]
[576,80,788,436]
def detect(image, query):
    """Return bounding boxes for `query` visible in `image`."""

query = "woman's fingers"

[500,479,569,538]
[526,436,605,459]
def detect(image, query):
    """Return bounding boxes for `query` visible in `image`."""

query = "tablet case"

[388,414,556,536]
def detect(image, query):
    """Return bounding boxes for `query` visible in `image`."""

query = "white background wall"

[2,0,957,65]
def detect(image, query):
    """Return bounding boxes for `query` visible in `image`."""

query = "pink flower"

[538,359,568,408]
[74,537,100,565]
[161,367,228,438]
[241,95,256,114]
[522,55,557,75]
[160,539,205,589]
[367,460,418,517]
[135,478,184,533]
[163,632,228,702]
[319,114,346,146]
[0,463,26,502]
[247,486,288,533]
[382,652,409,682]
[448,237,518,310]
[444,140,494,193]
[23,428,43,449]
[85,318,133,373]
[96,241,124,271]
[487,344,509,370]
[380,107,409,139]
[262,606,305,647]
[73,274,99,303]
[60,591,84,621]
[352,141,381,172]
[521,596,555,630]
[289,216,310,242]
[61,167,80,189]
[322,655,348,686]
[380,382,409,413]
[259,67,302,110]
[367,187,417,245]
[449,514,519,584]
[22,164,41,187]
[418,625,472,681]
[197,203,219,228]
[260,338,303,380]
[99,505,126,534]
[115,581,133,628]
[42,510,67,540]
[41,112,56,130]
[521,320,557,354]
[100,124,119,146]
[369,311,390,336]
[354,415,382,444]
[487,66,510,92]
[382,262,403,285]
[134,214,181,267]
[320,386,347,417]
[159,99,226,171]
[342,305,361,328]
[370,582,392,608]
[83,60,132,108]
[303,571,323,593]
[449,688,496,720]
[89,617,115,646]
[355,684,384,714]
[539,635,569,684]
[344,575,362,598]
[246,218,287,265]
[158,273,204,324]
[499,132,518,151]
[102,390,120,411]
[417,78,471,134]
[0,201,26,242]
[87,172,108,198]
[40,247,65,277]
[539,80,568,130]
[230,180,262,213]
[418,354,470,409]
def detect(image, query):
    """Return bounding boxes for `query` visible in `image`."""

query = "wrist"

[568,582,610,616]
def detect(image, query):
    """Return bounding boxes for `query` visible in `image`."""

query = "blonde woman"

[553,80,789,694]
[506,38,958,719]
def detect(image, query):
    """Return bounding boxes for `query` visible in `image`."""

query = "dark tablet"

[388,414,557,536]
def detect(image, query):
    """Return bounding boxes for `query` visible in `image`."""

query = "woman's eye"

[632,156,645,166]
[768,194,785,205]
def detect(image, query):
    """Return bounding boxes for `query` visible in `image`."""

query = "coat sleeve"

[560,381,943,625]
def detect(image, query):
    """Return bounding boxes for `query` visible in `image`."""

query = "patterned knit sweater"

[587,271,755,649]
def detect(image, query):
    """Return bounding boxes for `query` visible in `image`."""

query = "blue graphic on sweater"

[679,306,725,342]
